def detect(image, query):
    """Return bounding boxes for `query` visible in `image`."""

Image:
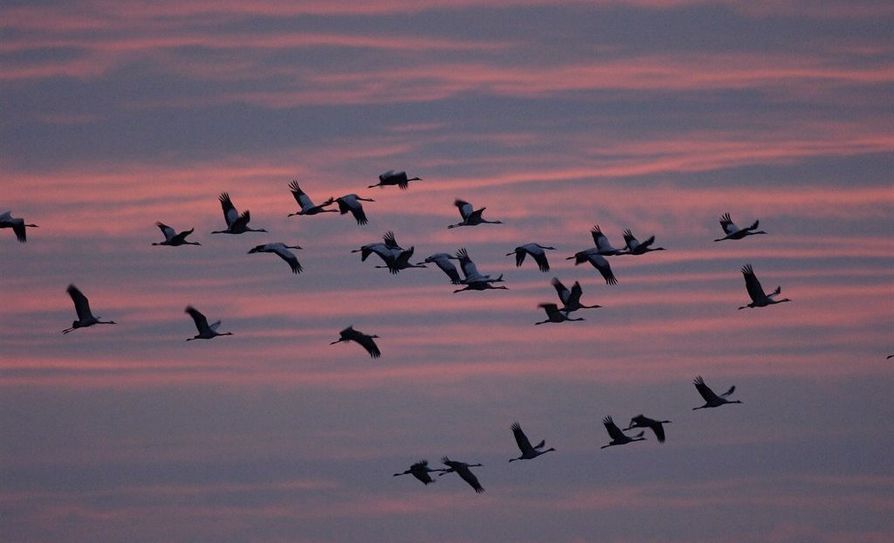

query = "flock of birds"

[5,169,803,494]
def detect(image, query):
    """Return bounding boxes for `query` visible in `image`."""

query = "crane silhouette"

[624,415,671,443]
[352,231,403,263]
[330,326,381,358]
[248,243,303,274]
[152,222,200,246]
[567,249,618,285]
[507,243,555,272]
[551,278,601,313]
[185,306,233,341]
[590,225,627,255]
[335,194,375,225]
[211,193,267,234]
[601,416,646,448]
[508,422,555,462]
[534,303,584,325]
[738,264,791,309]
[374,246,427,274]
[393,460,445,485]
[439,457,485,493]
[692,376,742,409]
[61,285,117,334]
[448,199,503,229]
[369,170,421,190]
[424,253,462,284]
[621,229,665,255]
[287,181,337,217]
[714,212,767,241]
[453,248,508,293]
[0,210,37,243]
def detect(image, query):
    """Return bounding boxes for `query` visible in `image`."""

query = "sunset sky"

[2,1,893,542]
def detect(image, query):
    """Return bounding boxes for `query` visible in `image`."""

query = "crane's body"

[152,222,200,246]
[287,181,337,217]
[738,264,791,309]
[692,376,742,409]
[448,199,503,229]
[624,415,671,443]
[508,243,555,272]
[714,212,767,241]
[534,303,584,325]
[600,416,646,449]
[453,248,508,293]
[375,246,426,274]
[352,231,403,262]
[185,306,233,340]
[590,225,627,255]
[369,170,421,190]
[211,193,267,234]
[551,278,601,313]
[393,460,445,485]
[331,326,381,358]
[439,457,485,493]
[62,285,117,334]
[621,229,665,255]
[508,422,555,462]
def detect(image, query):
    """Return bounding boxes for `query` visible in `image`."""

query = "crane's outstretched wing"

[693,376,722,403]
[531,249,550,272]
[551,277,569,303]
[741,264,766,302]
[588,254,617,285]
[454,199,473,220]
[511,422,534,453]
[156,222,176,241]
[67,285,93,320]
[272,246,302,274]
[719,212,738,235]
[219,193,238,226]
[185,306,210,333]
[383,231,400,250]
[602,416,628,441]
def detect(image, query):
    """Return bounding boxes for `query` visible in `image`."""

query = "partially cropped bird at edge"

[0,210,38,243]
